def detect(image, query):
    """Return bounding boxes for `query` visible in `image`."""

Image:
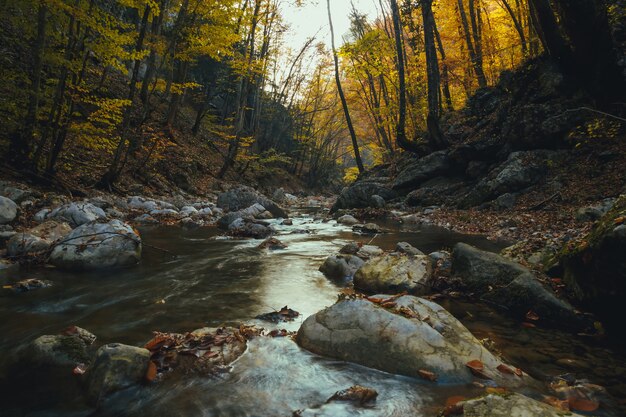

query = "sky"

[280,0,382,50]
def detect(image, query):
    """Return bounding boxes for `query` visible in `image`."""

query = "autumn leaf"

[73,363,87,376]
[521,322,536,329]
[525,310,539,321]
[466,359,489,379]
[417,369,437,382]
[496,364,515,375]
[486,387,507,394]
[443,396,465,416]
[145,361,158,382]
[543,395,570,411]
[569,397,599,412]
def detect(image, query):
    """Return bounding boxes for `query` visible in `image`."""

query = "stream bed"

[1,214,625,416]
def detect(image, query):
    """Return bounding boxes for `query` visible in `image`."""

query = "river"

[1,213,624,416]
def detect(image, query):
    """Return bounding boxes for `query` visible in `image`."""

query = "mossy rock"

[555,195,626,334]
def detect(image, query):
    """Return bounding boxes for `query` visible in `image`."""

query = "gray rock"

[452,243,529,292]
[339,242,360,255]
[355,223,382,235]
[228,218,272,239]
[575,198,616,222]
[149,208,179,216]
[105,208,126,219]
[48,202,107,227]
[461,150,559,207]
[297,296,530,386]
[34,208,51,223]
[133,214,158,224]
[2,187,34,203]
[272,187,286,203]
[355,245,384,260]
[197,207,213,217]
[337,214,358,225]
[354,253,432,294]
[24,327,96,367]
[406,177,468,207]
[256,210,273,220]
[370,195,385,208]
[332,180,397,211]
[7,233,50,257]
[462,393,584,417]
[0,230,16,245]
[319,254,365,280]
[494,193,517,210]
[392,151,451,189]
[127,196,158,211]
[217,203,266,229]
[180,217,203,229]
[0,196,18,224]
[179,206,198,217]
[29,220,72,242]
[396,242,424,256]
[87,343,150,403]
[49,220,141,270]
[452,243,584,329]
[217,186,287,218]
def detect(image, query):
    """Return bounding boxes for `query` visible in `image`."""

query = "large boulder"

[297,296,530,386]
[48,202,107,227]
[319,254,364,280]
[462,393,584,417]
[217,186,287,218]
[405,177,468,207]
[6,220,72,257]
[460,150,559,207]
[21,327,96,367]
[49,220,141,270]
[227,218,273,239]
[217,203,266,229]
[1,186,34,203]
[0,196,18,224]
[354,253,432,294]
[452,243,529,292]
[392,151,451,190]
[87,343,150,403]
[451,243,586,330]
[557,195,626,334]
[332,180,397,211]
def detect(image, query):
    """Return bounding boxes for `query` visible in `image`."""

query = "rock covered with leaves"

[354,252,433,295]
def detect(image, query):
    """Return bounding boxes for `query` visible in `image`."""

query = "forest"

[0,0,625,416]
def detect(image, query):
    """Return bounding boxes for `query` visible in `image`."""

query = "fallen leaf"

[145,361,157,382]
[569,397,599,412]
[497,364,515,375]
[521,322,536,328]
[614,216,625,225]
[73,363,87,375]
[466,359,490,378]
[514,368,523,377]
[443,396,465,416]
[543,395,570,411]
[417,369,437,382]
[486,387,507,394]
[525,310,539,321]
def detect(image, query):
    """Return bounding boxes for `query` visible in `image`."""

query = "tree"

[327,0,364,174]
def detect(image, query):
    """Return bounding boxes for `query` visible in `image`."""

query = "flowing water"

[1,213,625,416]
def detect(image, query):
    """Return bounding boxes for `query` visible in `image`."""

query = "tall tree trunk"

[98,4,151,189]
[390,0,421,154]
[422,0,447,150]
[218,0,262,179]
[528,0,571,69]
[326,0,364,174]
[434,20,453,111]
[500,0,527,54]
[457,0,487,88]
[552,0,625,103]
[140,0,168,103]
[11,1,46,165]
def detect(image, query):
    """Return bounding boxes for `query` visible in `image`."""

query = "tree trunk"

[327,0,364,173]
[11,1,46,165]
[422,0,447,150]
[98,4,151,189]
[500,0,527,54]
[457,0,487,88]
[390,0,421,154]
[434,19,453,111]
[528,0,571,68]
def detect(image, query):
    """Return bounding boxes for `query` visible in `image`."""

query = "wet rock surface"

[49,220,141,270]
[354,253,432,295]
[297,295,530,387]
